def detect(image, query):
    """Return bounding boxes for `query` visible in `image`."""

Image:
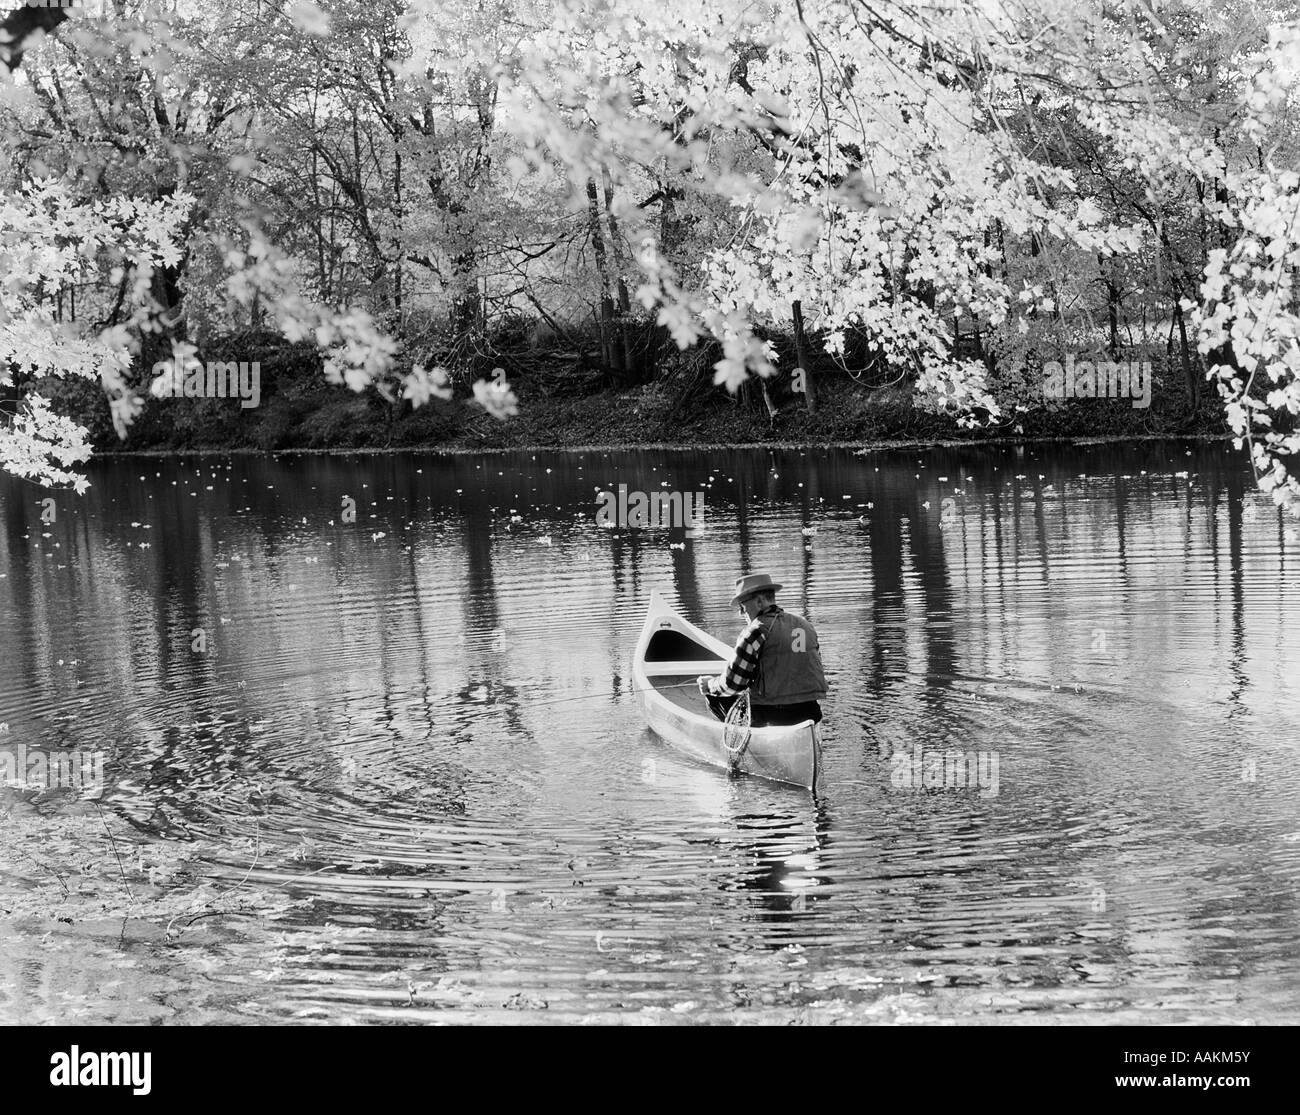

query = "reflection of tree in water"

[2,487,42,690]
[608,525,648,699]
[1218,459,1251,718]
[454,488,535,746]
[669,530,704,620]
[852,451,962,763]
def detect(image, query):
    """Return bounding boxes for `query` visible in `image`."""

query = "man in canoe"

[696,573,827,727]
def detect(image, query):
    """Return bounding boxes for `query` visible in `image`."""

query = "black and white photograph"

[0,0,1295,1084]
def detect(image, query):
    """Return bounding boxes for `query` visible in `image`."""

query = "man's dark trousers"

[705,693,822,727]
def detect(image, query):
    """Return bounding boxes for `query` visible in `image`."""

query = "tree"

[1,0,1298,518]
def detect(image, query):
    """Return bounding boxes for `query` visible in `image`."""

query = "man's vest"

[751,608,827,706]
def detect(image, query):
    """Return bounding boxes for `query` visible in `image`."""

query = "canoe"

[632,591,821,790]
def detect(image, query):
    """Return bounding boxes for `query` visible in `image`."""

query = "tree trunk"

[601,166,635,380]
[644,182,687,382]
[760,379,779,423]
[392,146,403,331]
[601,167,632,315]
[792,300,815,414]
[450,268,481,338]
[1173,302,1196,405]
[1098,254,1120,358]
[585,177,620,382]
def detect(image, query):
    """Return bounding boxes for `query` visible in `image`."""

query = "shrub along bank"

[44,328,1227,455]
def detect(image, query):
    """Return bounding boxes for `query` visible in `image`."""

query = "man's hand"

[696,675,714,696]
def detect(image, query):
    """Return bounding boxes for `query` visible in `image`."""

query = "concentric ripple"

[1,441,1298,1023]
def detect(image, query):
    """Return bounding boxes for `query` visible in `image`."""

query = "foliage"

[0,0,1297,512]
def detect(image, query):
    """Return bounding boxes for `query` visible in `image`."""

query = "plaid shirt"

[706,605,781,696]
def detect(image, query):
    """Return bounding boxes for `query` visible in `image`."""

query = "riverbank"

[71,333,1228,457]
[94,429,1237,460]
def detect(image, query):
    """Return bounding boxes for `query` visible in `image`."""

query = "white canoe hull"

[632,591,821,791]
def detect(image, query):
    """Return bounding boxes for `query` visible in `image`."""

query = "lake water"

[2,441,1298,1023]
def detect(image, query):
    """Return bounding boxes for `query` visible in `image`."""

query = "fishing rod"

[139,652,707,712]
[523,681,701,708]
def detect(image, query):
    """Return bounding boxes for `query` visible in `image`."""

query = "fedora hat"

[730,572,783,607]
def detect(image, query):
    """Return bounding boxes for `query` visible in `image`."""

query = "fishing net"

[722,690,751,769]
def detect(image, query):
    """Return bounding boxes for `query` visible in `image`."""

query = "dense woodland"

[0,1,1297,505]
